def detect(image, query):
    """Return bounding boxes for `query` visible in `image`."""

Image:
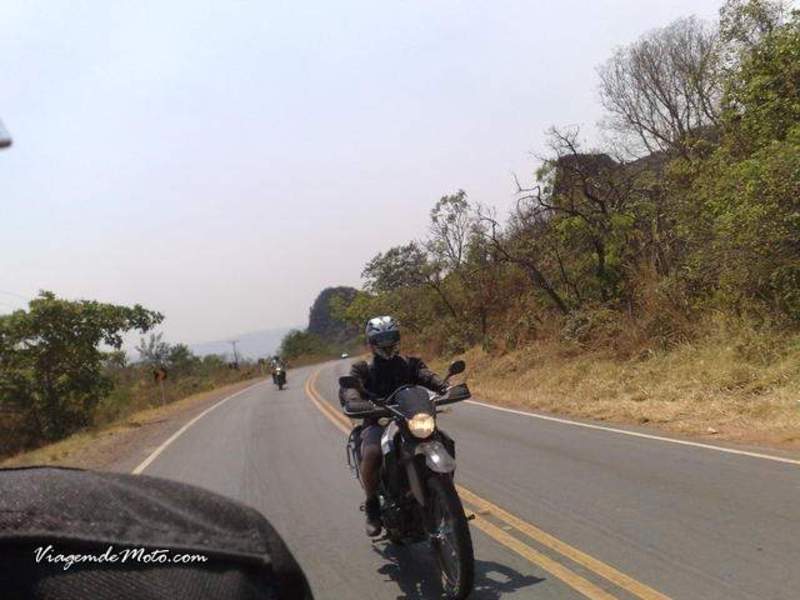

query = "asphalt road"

[140,361,800,600]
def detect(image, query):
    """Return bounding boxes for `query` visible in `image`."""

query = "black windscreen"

[395,386,434,417]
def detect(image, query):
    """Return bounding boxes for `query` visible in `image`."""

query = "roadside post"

[154,368,168,405]
[0,118,12,148]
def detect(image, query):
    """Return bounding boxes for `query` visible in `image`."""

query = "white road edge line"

[465,399,800,466]
[131,381,267,475]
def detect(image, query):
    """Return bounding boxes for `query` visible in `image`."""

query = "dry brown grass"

[435,320,800,449]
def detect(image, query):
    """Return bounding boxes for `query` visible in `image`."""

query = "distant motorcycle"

[273,366,287,390]
[340,360,474,599]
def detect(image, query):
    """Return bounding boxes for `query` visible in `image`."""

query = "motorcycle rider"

[270,355,285,384]
[339,316,448,537]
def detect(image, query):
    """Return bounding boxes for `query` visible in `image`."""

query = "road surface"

[138,361,800,599]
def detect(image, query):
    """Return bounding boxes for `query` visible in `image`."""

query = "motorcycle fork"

[396,440,428,507]
[346,427,363,483]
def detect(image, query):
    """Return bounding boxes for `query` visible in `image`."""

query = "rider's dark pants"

[360,424,383,454]
[360,424,384,499]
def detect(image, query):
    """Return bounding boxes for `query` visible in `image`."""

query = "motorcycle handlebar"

[343,384,471,418]
[343,407,393,419]
[435,383,471,406]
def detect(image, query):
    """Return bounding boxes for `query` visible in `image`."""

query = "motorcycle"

[339,360,474,600]
[273,366,287,390]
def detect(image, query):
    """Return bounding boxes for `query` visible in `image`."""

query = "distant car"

[340,352,349,359]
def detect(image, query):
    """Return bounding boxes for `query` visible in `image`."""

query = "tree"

[479,201,571,316]
[362,243,431,293]
[136,332,170,368]
[427,191,473,274]
[279,329,330,360]
[167,343,200,375]
[362,242,460,323]
[598,16,722,157]
[719,0,787,52]
[687,6,800,320]
[485,127,655,313]
[201,354,227,371]
[426,191,507,344]
[0,291,162,441]
[104,350,128,369]
[721,3,800,152]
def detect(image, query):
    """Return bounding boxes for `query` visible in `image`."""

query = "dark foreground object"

[0,466,312,600]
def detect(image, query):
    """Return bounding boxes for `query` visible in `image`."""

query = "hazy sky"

[1,0,724,345]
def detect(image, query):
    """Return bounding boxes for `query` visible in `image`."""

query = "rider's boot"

[364,496,382,537]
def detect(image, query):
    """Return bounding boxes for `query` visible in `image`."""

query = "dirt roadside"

[1,378,266,473]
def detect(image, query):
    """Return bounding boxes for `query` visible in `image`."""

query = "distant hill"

[276,287,361,360]
[307,286,359,343]
[190,326,298,360]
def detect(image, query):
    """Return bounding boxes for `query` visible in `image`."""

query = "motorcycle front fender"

[405,440,457,506]
[415,440,456,474]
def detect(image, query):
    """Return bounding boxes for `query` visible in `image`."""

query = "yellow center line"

[455,487,670,600]
[469,516,618,600]
[305,367,671,600]
[304,373,350,434]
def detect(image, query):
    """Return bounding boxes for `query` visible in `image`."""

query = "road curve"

[139,361,800,600]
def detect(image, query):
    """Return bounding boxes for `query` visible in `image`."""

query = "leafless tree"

[426,191,507,344]
[426,190,472,274]
[477,198,570,316]
[598,16,722,157]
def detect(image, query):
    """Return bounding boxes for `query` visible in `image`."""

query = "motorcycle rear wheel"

[426,474,474,600]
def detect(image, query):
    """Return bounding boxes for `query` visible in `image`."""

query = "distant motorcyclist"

[270,355,285,384]
[339,316,447,537]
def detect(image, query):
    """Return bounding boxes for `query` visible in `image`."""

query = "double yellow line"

[304,368,670,600]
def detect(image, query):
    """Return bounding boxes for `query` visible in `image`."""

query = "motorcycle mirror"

[339,375,360,389]
[447,360,466,377]
[0,119,12,149]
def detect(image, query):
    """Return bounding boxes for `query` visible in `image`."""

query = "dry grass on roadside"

[434,322,800,448]
[1,378,262,469]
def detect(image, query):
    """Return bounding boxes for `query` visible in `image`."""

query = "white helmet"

[365,316,400,359]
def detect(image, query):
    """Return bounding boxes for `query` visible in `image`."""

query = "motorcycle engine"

[381,496,424,542]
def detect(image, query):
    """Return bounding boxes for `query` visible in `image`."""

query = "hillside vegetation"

[0,292,259,459]
[326,1,800,446]
[279,286,362,362]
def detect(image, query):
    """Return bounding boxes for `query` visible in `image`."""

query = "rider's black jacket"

[339,354,446,425]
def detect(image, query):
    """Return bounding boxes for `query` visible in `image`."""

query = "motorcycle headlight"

[408,412,435,439]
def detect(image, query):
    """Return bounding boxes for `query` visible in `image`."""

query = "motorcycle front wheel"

[426,474,474,600]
